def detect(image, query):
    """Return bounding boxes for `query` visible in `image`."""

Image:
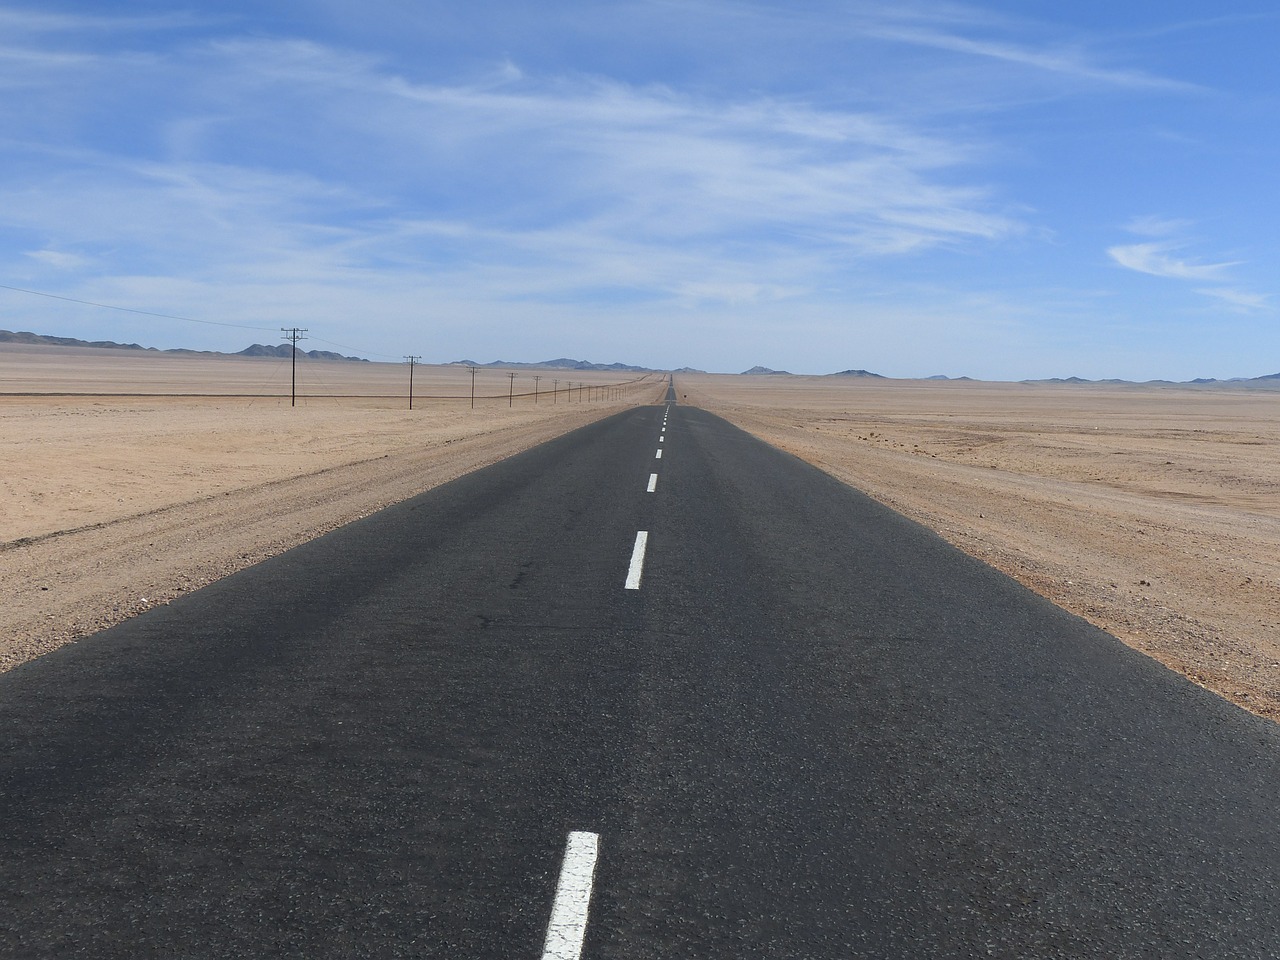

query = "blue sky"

[1,1,1277,379]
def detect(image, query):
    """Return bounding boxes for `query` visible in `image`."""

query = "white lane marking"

[655,449,663,459]
[541,831,600,960]
[625,531,649,589]
[647,473,658,493]
[658,436,664,443]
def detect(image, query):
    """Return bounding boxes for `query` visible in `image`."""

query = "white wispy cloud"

[23,248,91,270]
[1195,287,1270,311]
[867,25,1199,92]
[0,7,214,35]
[1106,242,1239,282]
[0,27,1025,319]
[1121,215,1194,238]
[1107,219,1269,313]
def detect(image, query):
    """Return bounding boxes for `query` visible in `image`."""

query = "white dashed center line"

[625,531,649,589]
[647,473,658,493]
[655,449,662,459]
[541,831,600,960]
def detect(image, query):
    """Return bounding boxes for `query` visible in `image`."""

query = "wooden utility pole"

[507,371,517,407]
[404,355,421,410]
[281,327,308,407]
[533,375,542,404]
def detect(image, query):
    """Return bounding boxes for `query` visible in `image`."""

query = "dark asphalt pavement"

[3,394,1279,958]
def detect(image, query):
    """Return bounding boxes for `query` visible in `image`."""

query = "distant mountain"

[0,329,367,361]
[828,369,886,378]
[236,343,367,362]
[740,365,791,375]
[448,358,655,372]
[1,329,171,352]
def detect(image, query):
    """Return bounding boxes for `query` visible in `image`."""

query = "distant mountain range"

[739,365,886,378]
[0,329,367,361]
[7,329,1280,383]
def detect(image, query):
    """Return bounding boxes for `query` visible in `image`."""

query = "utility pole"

[552,379,559,404]
[532,375,541,404]
[507,371,517,407]
[281,327,308,407]
[469,365,478,409]
[403,355,421,410]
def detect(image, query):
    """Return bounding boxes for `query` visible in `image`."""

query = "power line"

[308,334,403,362]
[0,281,407,363]
[0,282,279,333]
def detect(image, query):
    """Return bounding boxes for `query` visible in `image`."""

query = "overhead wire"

[0,283,280,334]
[0,281,414,362]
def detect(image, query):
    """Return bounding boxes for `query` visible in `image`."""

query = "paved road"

[3,396,1280,958]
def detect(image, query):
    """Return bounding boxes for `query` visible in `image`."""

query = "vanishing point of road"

[3,382,1279,958]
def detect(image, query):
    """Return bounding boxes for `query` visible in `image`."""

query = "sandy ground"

[680,374,1280,722]
[1,344,664,671]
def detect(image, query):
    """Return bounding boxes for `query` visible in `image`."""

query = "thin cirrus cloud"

[298,46,1020,259]
[1106,242,1239,283]
[1196,287,1270,311]
[2,30,1024,312]
[867,25,1200,92]
[1107,217,1267,312]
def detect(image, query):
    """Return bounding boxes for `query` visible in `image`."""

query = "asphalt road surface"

[4,395,1280,958]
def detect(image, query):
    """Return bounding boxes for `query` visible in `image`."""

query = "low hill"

[0,330,366,361]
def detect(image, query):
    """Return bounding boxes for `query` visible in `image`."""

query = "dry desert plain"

[4,343,1280,724]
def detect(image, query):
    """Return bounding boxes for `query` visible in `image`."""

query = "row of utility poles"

[279,331,644,409]
[479,367,639,410]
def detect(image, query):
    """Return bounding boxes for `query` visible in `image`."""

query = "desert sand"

[1,343,664,671]
[681,373,1280,721]
[5,345,1280,724]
